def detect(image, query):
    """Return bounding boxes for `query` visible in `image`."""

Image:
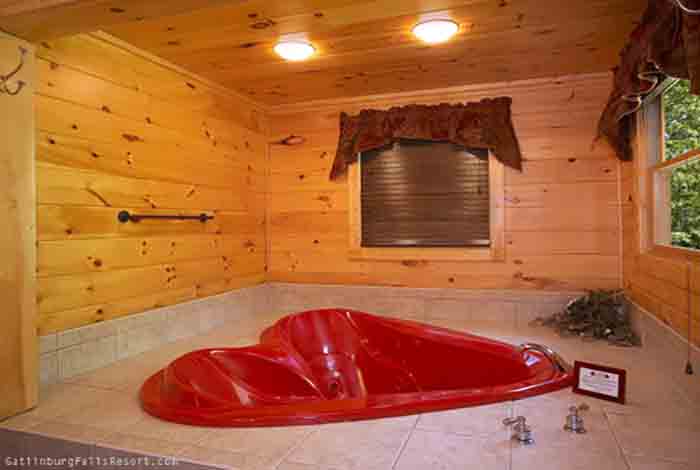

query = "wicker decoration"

[533,290,641,347]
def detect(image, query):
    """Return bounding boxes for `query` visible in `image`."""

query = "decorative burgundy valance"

[598,0,700,161]
[329,97,522,180]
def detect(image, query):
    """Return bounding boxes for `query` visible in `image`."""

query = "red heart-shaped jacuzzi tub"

[141,309,573,427]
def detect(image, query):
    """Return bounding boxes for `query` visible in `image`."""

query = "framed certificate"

[572,361,626,404]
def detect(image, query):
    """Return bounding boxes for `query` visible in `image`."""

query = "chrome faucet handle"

[503,416,534,445]
[564,404,588,434]
[503,416,526,428]
[567,403,589,415]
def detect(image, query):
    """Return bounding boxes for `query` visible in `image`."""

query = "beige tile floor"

[2,311,699,470]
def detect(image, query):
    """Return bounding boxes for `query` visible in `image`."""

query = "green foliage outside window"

[663,80,700,250]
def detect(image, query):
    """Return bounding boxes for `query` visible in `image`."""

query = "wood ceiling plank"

[0,0,247,41]
[217,50,616,104]
[170,13,635,104]
[7,0,646,104]
[0,1,76,16]
[119,0,642,61]
[104,0,488,51]
[104,0,644,104]
[189,15,636,84]
[106,0,638,55]
[158,11,637,74]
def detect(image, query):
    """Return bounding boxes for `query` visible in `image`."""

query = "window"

[348,140,505,261]
[642,80,700,254]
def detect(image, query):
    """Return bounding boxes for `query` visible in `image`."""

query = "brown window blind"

[360,140,490,247]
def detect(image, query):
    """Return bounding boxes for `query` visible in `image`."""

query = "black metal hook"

[1,46,27,96]
[117,210,214,223]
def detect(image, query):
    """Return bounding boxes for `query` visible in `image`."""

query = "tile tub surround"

[38,285,269,385]
[4,295,699,470]
[38,283,700,393]
[37,283,573,385]
[265,282,581,326]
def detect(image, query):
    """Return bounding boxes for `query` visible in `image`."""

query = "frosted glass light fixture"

[412,19,459,44]
[274,40,315,61]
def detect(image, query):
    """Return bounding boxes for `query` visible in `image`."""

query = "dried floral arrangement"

[532,290,641,347]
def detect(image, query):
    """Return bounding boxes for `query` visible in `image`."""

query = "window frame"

[347,150,505,262]
[637,80,700,262]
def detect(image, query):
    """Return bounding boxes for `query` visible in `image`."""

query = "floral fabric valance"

[598,0,700,161]
[329,97,522,180]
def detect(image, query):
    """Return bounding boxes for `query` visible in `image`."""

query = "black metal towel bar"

[117,210,214,223]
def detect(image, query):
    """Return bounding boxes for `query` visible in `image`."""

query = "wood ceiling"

[4,0,648,105]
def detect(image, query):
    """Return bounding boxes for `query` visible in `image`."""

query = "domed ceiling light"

[273,40,315,61]
[412,19,459,44]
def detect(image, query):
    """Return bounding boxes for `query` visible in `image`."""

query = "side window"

[662,81,700,250]
[647,80,700,252]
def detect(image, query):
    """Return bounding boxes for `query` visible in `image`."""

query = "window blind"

[360,140,490,247]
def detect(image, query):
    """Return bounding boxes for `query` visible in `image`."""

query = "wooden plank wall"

[0,31,38,418]
[266,73,622,291]
[35,34,267,335]
[621,149,700,348]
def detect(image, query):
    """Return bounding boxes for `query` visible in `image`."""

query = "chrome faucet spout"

[519,342,572,373]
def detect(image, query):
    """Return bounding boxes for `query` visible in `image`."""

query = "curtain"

[329,97,522,180]
[598,0,700,161]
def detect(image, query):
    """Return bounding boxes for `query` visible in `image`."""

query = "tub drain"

[328,380,342,398]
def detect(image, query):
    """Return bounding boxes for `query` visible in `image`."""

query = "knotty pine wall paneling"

[266,73,622,291]
[36,33,267,335]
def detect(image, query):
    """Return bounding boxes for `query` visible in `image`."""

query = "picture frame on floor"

[572,361,627,404]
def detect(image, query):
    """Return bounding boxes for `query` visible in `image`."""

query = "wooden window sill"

[647,244,700,263]
[348,247,504,262]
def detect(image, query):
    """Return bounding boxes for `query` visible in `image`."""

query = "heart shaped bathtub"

[141,309,573,427]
